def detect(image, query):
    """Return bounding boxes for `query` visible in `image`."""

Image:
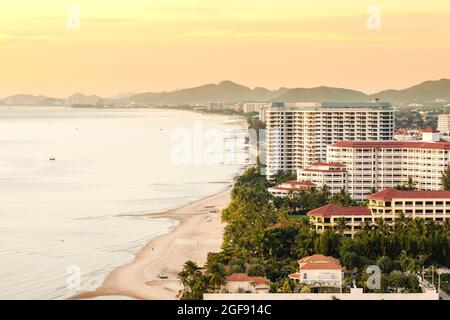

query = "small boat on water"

[49,157,56,161]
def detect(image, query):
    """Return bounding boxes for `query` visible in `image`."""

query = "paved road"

[439,289,450,300]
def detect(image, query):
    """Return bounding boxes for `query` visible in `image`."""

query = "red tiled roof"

[225,273,269,285]
[303,168,347,173]
[311,162,346,167]
[250,277,269,285]
[270,180,316,191]
[395,128,408,134]
[332,141,450,150]
[282,180,316,186]
[225,273,252,282]
[422,128,440,133]
[288,272,301,279]
[270,187,304,191]
[298,254,342,270]
[307,204,371,217]
[368,188,450,201]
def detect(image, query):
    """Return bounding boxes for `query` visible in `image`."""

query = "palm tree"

[409,218,426,238]
[389,270,405,293]
[206,262,226,292]
[319,184,331,203]
[376,256,395,274]
[375,218,390,236]
[360,220,372,234]
[406,273,420,293]
[394,211,407,230]
[406,176,416,190]
[178,269,190,289]
[335,217,348,235]
[374,218,390,256]
[178,260,202,289]
[443,219,450,233]
[399,250,411,272]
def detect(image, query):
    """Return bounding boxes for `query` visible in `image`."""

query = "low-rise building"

[307,204,372,238]
[288,254,343,292]
[268,180,316,197]
[367,188,450,222]
[421,128,441,142]
[297,162,348,195]
[224,274,269,293]
[307,189,450,238]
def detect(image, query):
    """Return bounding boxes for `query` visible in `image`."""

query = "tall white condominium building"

[207,102,224,111]
[437,114,450,135]
[265,102,394,177]
[242,103,269,113]
[322,141,450,201]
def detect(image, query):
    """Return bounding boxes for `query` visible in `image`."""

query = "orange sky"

[1,0,450,98]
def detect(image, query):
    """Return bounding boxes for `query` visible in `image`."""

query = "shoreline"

[72,186,233,300]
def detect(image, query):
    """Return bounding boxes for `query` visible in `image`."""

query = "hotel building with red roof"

[295,140,450,201]
[307,204,372,238]
[368,188,450,222]
[307,189,450,238]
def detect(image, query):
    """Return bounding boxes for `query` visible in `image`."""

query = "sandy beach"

[73,187,232,300]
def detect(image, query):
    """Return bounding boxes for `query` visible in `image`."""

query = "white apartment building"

[324,141,450,201]
[437,114,450,135]
[265,102,394,178]
[242,102,269,113]
[259,107,267,123]
[207,102,224,111]
[297,162,348,195]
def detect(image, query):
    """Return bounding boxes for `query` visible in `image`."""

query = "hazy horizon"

[1,0,450,97]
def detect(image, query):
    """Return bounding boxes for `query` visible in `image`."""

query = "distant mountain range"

[1,79,450,106]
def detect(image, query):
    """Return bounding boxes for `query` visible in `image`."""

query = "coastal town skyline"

[1,0,450,307]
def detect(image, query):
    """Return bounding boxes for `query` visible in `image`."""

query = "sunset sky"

[1,0,450,98]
